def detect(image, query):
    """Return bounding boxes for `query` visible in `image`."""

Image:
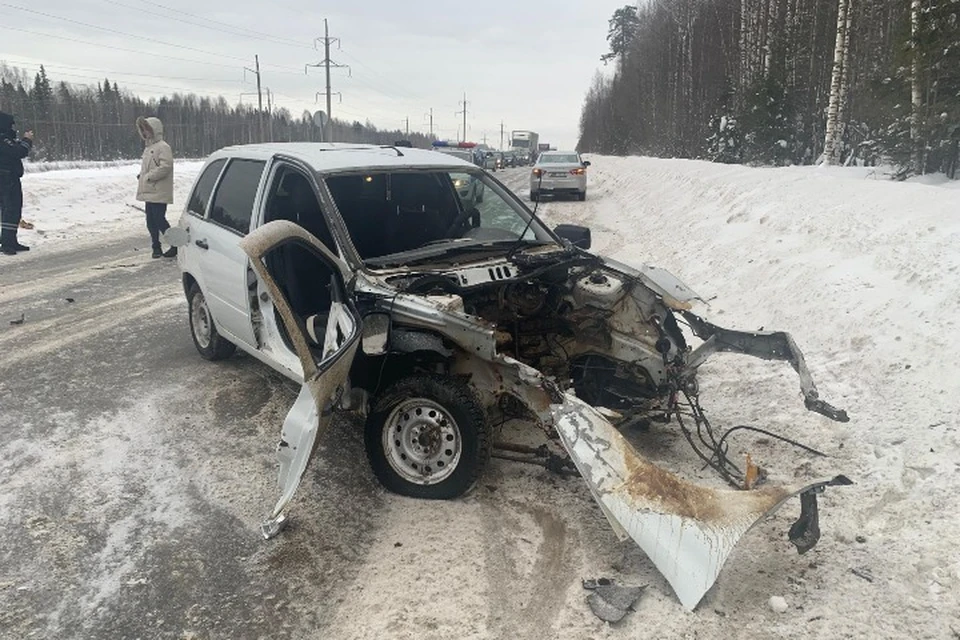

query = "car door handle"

[195,239,209,250]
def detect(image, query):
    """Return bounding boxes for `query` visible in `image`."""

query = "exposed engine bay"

[231,168,851,612]
[382,244,846,447]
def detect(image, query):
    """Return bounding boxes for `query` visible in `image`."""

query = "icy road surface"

[0,158,957,639]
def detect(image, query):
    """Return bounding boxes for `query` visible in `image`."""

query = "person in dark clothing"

[0,111,33,255]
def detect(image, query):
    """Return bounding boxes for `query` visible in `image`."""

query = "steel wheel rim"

[191,291,212,349]
[382,398,462,485]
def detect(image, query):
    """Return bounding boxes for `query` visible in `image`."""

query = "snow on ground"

[11,157,960,638]
[16,161,203,249]
[502,158,960,637]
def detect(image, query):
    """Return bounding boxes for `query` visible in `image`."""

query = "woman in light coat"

[135,116,175,258]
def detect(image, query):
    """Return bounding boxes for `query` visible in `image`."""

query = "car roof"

[207,142,477,172]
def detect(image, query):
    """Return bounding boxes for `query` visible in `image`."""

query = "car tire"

[187,283,236,361]
[365,374,490,500]
[578,191,587,201]
[530,191,539,202]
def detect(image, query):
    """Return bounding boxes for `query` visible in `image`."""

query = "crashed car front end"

[350,244,850,610]
[237,158,850,611]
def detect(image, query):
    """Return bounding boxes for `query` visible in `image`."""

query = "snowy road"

[0,159,957,639]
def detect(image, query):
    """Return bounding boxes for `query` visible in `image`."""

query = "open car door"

[239,220,361,539]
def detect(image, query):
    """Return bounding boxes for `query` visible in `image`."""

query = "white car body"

[530,150,589,201]
[169,142,849,610]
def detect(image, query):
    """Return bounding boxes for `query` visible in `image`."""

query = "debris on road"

[769,595,789,613]
[851,567,874,583]
[583,578,645,623]
[9,313,24,325]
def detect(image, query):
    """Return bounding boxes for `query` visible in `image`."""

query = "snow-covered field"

[10,156,960,638]
[16,161,203,248]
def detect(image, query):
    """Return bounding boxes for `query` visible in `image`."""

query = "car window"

[187,158,226,218]
[450,171,533,239]
[327,170,551,263]
[209,159,266,235]
[540,154,580,164]
[438,149,474,163]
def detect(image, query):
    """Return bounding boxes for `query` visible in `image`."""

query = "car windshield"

[325,170,555,267]
[539,154,580,164]
[437,149,474,163]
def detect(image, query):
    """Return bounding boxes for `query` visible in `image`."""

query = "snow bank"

[521,156,960,636]
[17,161,204,249]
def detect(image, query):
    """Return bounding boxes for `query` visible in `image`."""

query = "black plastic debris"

[583,578,645,623]
[9,313,24,326]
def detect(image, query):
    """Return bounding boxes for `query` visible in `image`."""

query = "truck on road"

[510,130,538,164]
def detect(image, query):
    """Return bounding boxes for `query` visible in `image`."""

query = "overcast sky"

[1,1,629,149]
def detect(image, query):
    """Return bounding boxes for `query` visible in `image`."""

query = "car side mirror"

[361,312,390,356]
[582,160,591,167]
[553,224,591,250]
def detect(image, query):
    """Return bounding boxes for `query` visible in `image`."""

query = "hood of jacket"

[0,111,15,138]
[137,116,164,144]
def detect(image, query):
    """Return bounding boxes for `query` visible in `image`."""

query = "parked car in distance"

[530,151,590,201]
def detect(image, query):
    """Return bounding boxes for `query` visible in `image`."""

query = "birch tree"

[910,0,924,174]
[822,0,851,165]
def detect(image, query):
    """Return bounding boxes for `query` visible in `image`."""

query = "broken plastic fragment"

[583,579,646,623]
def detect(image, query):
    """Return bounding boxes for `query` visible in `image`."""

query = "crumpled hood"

[137,116,164,144]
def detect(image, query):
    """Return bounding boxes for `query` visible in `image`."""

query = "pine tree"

[601,6,642,66]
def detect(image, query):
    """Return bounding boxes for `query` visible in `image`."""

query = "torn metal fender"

[552,395,850,610]
[601,257,703,311]
[681,312,849,422]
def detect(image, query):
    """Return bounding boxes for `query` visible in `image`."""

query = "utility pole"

[266,88,273,142]
[243,55,264,142]
[307,19,350,142]
[402,117,409,137]
[456,93,468,142]
[424,108,434,137]
[499,121,504,150]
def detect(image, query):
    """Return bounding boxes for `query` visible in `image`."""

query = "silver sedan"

[529,151,590,201]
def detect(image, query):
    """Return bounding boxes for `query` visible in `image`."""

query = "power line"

[2,4,306,74]
[337,49,422,102]
[126,0,311,49]
[5,63,238,95]
[0,25,252,71]
[94,0,422,111]
[1,59,236,84]
[101,0,315,50]
[2,4,255,65]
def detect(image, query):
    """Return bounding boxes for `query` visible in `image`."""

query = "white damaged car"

[167,143,850,610]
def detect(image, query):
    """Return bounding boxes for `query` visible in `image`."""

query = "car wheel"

[365,374,490,499]
[578,191,587,201]
[187,283,236,361]
[530,191,539,202]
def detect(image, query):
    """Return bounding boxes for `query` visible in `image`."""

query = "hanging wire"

[672,386,828,489]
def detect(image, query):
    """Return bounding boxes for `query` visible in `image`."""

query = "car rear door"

[239,220,362,538]
[196,158,268,348]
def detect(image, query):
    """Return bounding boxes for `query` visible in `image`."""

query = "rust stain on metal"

[617,441,789,523]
